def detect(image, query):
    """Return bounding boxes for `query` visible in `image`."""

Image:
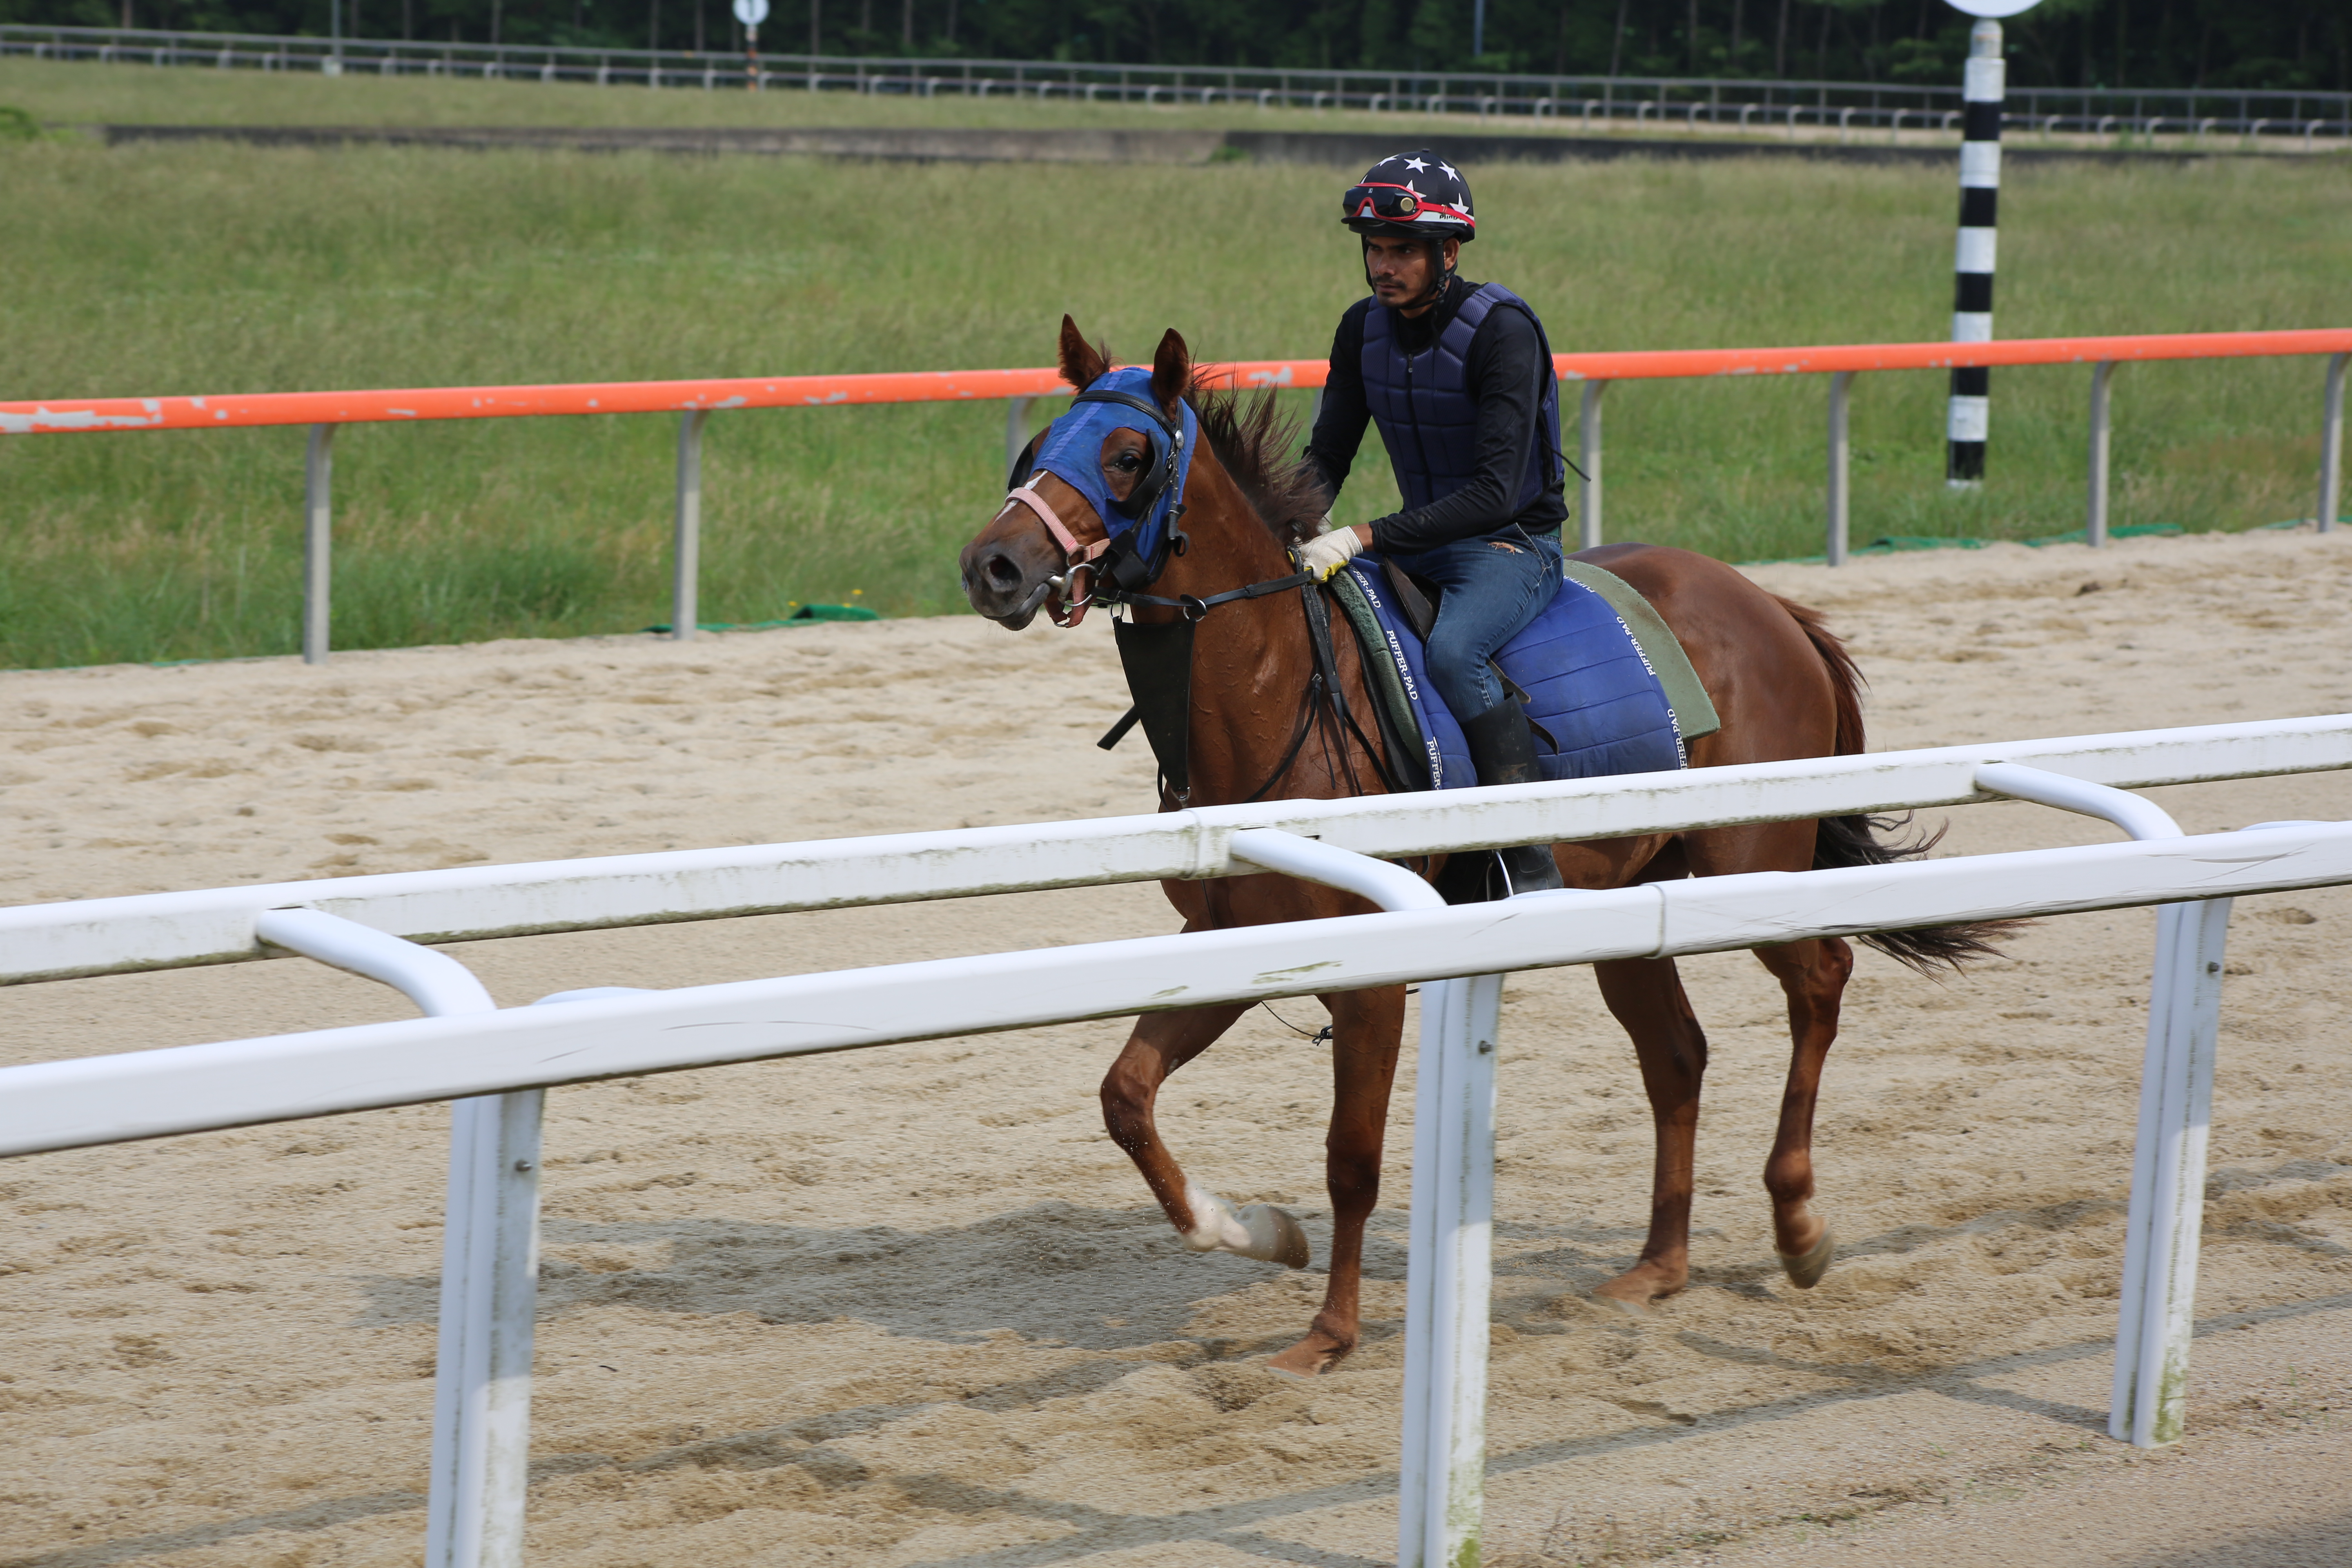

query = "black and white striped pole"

[1941,0,2036,486]
[1945,16,2003,483]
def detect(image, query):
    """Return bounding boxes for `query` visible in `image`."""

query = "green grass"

[2,58,2347,668]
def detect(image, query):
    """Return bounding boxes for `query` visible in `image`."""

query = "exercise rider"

[1296,150,1568,894]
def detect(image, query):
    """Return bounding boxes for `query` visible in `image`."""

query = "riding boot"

[1459,703,1566,895]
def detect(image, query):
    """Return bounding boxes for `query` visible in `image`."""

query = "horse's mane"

[1185,381,1333,548]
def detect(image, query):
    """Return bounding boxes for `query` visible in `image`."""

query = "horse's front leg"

[1267,982,1406,1378]
[1100,1002,1311,1267]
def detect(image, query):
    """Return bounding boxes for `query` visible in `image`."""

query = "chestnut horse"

[959,319,1999,1378]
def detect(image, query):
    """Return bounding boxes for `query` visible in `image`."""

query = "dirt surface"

[3,526,2349,1567]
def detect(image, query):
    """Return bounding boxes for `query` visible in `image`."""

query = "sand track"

[4,528,2350,1566]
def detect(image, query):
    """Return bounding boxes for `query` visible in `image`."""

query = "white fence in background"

[8,25,2350,145]
[5,714,2352,1566]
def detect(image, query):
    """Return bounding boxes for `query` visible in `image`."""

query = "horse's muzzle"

[960,535,1059,629]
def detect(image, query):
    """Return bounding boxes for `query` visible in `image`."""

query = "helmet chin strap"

[1363,236,1455,312]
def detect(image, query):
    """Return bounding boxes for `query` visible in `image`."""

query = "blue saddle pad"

[1337,556,1687,791]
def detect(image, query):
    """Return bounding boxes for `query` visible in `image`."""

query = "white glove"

[1297,524,1364,582]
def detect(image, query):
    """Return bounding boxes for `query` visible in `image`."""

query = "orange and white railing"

[5,330,2345,662]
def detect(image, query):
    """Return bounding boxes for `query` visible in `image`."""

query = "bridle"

[1003,385,1325,630]
[998,478,1108,628]
[1000,384,1196,628]
[997,379,1412,808]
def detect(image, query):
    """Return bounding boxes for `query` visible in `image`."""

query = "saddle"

[1326,555,1718,793]
[1094,553,1717,802]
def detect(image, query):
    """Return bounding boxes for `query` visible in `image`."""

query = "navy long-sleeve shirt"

[1303,278,1570,556]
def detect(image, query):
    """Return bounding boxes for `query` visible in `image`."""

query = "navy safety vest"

[1359,281,1564,521]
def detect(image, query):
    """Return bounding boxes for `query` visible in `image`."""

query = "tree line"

[8,0,2344,91]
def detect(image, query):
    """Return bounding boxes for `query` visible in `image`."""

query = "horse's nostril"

[984,552,1023,590]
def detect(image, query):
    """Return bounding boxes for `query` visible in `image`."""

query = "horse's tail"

[1776,595,2019,975]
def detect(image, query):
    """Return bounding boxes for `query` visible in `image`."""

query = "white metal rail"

[5,722,2351,1566]
[11,713,2352,987]
[21,816,2352,1152]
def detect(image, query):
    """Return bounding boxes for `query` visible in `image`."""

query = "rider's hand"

[1297,524,1365,582]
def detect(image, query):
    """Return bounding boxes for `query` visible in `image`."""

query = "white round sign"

[732,0,769,26]
[1943,0,2041,16]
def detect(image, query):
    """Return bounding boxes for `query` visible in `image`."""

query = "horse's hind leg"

[1589,956,1710,1310]
[1100,1002,1309,1267]
[1751,936,1854,1288]
[1267,983,1405,1379]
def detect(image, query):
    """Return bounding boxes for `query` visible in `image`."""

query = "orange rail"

[5,325,2343,666]
[1553,328,2352,382]
[7,331,2349,435]
[0,361,1309,435]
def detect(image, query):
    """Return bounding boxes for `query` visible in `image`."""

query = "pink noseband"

[1004,480,1109,627]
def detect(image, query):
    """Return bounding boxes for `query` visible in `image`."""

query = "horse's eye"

[1113,452,1142,472]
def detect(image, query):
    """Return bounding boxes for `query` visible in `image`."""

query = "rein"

[1109,569,1316,621]
[1105,544,1408,807]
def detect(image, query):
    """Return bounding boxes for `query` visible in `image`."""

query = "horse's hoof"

[1183,1185,1311,1268]
[1266,1336,1348,1378]
[1778,1226,1835,1290]
[1239,1203,1312,1270]
[1592,1265,1682,1312]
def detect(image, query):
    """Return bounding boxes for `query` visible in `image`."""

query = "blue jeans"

[1390,530,1563,721]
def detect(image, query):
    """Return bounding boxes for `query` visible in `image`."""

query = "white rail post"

[303,423,337,664]
[2320,351,2347,532]
[1218,830,1494,1568]
[1967,765,2229,1449]
[432,991,646,1567]
[672,409,709,641]
[2111,894,2231,1446]
[1577,380,1607,552]
[1399,969,1503,1568]
[1005,395,1033,479]
[2086,361,2117,547]
[430,1087,546,1568]
[1826,370,1853,566]
[244,909,539,1564]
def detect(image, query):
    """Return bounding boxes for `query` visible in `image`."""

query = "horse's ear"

[1149,328,1191,418]
[1058,315,1109,390]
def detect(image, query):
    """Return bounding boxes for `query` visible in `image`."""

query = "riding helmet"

[1340,150,1476,243]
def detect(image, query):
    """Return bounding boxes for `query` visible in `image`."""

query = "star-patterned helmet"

[1341,150,1475,243]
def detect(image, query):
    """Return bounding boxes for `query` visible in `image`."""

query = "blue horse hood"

[1026,367,1200,570]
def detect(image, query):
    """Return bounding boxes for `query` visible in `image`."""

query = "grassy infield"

[2,58,2346,668]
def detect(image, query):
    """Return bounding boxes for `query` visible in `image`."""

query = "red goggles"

[1343,183,1470,225]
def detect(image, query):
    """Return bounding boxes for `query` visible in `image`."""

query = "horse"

[958,317,2002,1378]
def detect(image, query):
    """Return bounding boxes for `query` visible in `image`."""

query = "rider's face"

[1363,235,1459,315]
